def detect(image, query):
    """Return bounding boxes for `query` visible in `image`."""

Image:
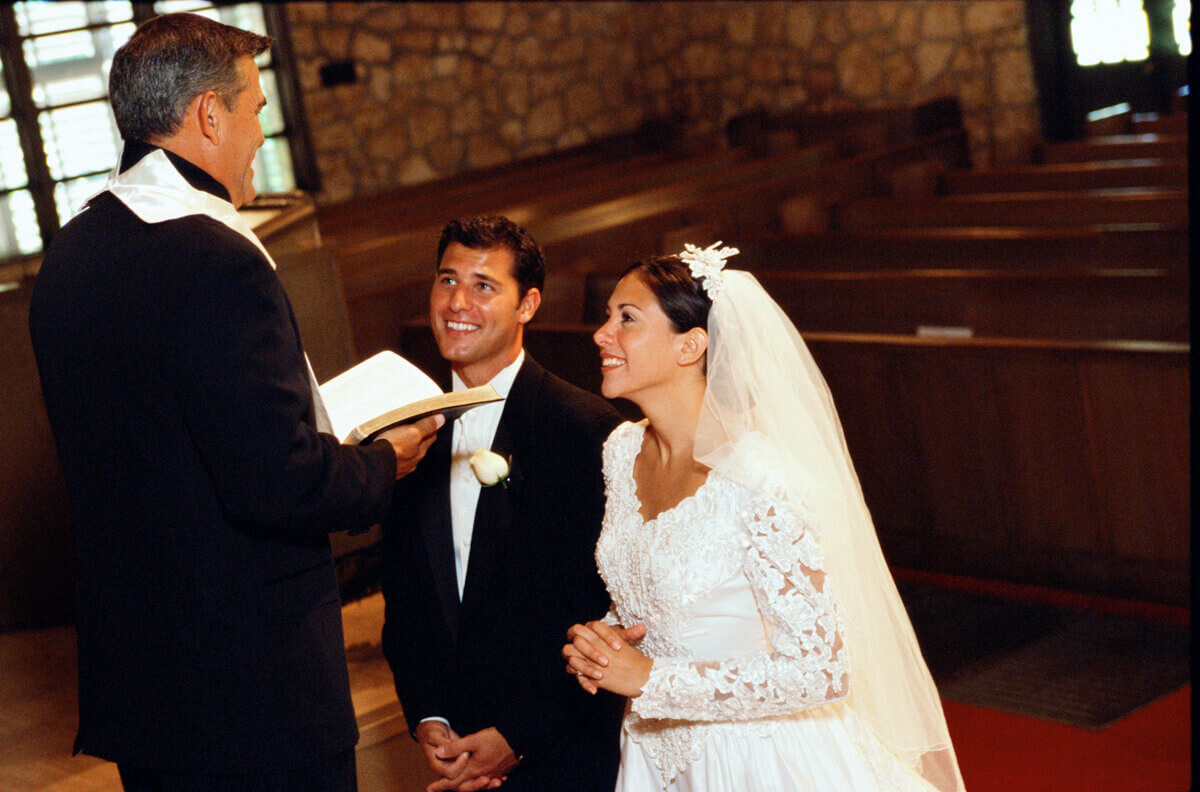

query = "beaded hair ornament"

[679,241,740,299]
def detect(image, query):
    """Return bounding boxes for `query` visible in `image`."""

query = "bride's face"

[593,273,689,403]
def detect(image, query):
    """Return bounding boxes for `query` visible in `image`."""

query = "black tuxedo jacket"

[381,355,624,791]
[28,142,397,773]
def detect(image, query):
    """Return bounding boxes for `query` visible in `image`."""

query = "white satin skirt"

[615,701,939,792]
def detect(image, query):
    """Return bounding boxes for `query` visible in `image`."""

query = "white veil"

[686,247,965,792]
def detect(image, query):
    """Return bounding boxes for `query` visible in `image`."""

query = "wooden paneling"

[0,285,74,629]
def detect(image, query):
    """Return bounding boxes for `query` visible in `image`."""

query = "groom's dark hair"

[436,216,545,297]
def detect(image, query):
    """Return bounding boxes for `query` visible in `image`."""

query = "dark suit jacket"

[28,142,397,773]
[382,355,624,791]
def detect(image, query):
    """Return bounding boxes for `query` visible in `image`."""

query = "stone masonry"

[286,1,1038,204]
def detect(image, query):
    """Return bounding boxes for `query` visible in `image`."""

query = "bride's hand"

[563,620,651,697]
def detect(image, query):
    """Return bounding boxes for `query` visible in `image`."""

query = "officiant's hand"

[564,621,650,697]
[377,414,444,479]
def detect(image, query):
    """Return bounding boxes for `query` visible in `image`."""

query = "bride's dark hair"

[621,255,711,333]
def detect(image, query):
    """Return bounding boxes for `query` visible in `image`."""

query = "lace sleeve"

[632,489,849,721]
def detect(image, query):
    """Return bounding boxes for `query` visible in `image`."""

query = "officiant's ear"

[516,287,541,325]
[678,327,708,368]
[195,90,222,145]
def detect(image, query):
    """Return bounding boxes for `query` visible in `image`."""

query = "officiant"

[27,13,441,792]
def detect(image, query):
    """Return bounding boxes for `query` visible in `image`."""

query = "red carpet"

[945,684,1191,792]
[889,568,1192,792]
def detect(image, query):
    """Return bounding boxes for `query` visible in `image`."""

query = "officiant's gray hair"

[437,216,546,297]
[110,13,272,143]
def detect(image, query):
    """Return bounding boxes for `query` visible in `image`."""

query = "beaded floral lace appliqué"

[596,422,850,786]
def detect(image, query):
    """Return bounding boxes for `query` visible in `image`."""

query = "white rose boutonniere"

[469,449,512,488]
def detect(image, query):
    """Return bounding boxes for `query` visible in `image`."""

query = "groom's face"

[430,242,540,388]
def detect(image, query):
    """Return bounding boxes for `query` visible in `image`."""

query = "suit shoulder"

[536,369,622,438]
[47,194,264,276]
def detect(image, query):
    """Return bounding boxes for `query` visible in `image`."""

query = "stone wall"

[286,1,1038,204]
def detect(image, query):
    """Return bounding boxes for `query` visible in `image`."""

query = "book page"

[320,351,443,442]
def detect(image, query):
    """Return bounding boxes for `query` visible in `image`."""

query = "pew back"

[397,321,1188,605]
[581,268,1188,341]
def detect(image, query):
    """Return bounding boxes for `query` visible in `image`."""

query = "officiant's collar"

[119,139,232,204]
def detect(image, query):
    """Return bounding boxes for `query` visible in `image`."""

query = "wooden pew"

[733,227,1189,274]
[1131,111,1187,135]
[331,144,753,305]
[397,320,1189,606]
[316,117,687,250]
[1084,102,1135,137]
[319,147,682,253]
[725,96,963,154]
[535,128,969,272]
[1084,103,1188,136]
[834,189,1188,231]
[581,267,1188,342]
[940,159,1188,193]
[806,332,1189,607]
[344,128,972,354]
[1035,134,1188,164]
[337,136,852,352]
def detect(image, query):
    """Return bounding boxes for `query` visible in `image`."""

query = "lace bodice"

[597,421,850,782]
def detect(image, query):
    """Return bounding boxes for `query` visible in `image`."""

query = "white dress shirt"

[448,349,523,598]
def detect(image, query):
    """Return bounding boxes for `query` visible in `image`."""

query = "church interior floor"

[1,588,1188,792]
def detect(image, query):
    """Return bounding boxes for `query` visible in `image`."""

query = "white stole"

[99,149,334,433]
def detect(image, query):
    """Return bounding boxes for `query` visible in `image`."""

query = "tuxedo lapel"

[420,432,460,641]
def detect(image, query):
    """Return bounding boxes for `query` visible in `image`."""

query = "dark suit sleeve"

[380,468,455,731]
[167,229,395,535]
[486,383,624,766]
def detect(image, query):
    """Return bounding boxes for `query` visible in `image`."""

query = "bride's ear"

[678,327,708,368]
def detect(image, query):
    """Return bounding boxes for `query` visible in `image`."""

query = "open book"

[320,351,501,444]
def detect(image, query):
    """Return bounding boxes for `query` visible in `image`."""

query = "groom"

[381,216,624,790]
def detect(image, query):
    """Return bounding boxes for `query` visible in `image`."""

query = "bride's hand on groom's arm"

[563,620,651,698]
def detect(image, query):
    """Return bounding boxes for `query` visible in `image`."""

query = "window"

[1070,0,1152,65]
[0,1,303,263]
[1170,0,1190,55]
[1070,0,1192,65]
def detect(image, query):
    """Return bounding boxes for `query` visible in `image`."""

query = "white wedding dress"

[597,421,940,792]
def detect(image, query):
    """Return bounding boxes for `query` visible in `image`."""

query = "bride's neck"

[638,383,703,469]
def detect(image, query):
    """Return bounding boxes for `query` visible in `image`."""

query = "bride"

[563,244,966,791]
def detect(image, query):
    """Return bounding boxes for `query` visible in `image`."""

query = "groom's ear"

[516,287,541,324]
[678,328,708,367]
